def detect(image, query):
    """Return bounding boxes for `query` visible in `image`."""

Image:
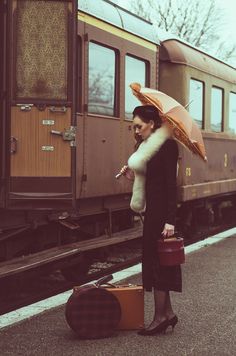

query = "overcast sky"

[114,0,236,45]
[215,0,236,35]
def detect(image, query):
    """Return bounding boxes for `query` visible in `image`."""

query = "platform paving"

[0,235,235,356]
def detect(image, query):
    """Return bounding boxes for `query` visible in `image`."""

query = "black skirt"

[142,213,182,293]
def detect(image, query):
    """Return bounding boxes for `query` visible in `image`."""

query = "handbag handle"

[162,236,183,241]
[139,214,182,241]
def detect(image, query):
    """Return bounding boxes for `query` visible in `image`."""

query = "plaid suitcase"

[65,276,121,339]
[105,285,144,330]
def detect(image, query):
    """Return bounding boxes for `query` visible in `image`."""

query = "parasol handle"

[184,100,194,109]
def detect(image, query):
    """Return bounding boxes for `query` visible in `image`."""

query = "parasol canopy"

[130,82,207,161]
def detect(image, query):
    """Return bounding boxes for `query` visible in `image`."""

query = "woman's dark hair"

[132,105,162,130]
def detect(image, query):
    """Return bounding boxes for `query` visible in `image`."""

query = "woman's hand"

[162,223,175,238]
[116,165,134,181]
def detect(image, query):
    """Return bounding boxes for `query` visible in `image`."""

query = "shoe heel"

[162,326,168,334]
[169,315,178,331]
[137,319,169,336]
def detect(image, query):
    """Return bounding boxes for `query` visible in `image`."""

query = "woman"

[120,105,182,335]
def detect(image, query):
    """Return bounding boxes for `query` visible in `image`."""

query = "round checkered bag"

[65,283,121,339]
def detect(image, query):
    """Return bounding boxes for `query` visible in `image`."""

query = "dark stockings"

[165,291,175,319]
[145,289,175,330]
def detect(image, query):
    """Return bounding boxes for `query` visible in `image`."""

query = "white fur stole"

[128,126,171,213]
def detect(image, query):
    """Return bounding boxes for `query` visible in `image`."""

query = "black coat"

[142,139,182,292]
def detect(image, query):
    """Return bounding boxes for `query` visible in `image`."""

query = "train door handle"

[10,136,18,154]
[50,127,76,145]
[50,130,63,137]
[49,106,67,113]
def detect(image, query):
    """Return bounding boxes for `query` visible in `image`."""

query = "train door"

[76,17,123,199]
[0,0,7,208]
[7,0,77,208]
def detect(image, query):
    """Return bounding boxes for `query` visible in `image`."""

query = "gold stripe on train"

[78,12,157,52]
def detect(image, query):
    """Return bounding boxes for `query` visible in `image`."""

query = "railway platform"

[0,231,236,356]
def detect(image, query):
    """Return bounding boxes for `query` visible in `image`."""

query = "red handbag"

[157,236,185,266]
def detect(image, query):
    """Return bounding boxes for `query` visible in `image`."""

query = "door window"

[125,55,147,120]
[229,92,236,134]
[211,87,223,132]
[189,79,204,128]
[14,0,69,100]
[88,42,116,116]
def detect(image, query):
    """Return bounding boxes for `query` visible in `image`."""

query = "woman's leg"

[154,289,167,321]
[164,291,176,319]
[145,289,168,330]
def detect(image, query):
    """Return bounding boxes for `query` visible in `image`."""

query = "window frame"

[87,40,119,118]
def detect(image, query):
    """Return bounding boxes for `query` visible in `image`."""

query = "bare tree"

[130,0,236,66]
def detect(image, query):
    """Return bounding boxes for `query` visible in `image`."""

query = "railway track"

[0,240,142,316]
[0,221,235,316]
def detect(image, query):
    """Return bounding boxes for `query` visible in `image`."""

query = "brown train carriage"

[76,1,158,215]
[159,38,236,230]
[0,0,160,279]
[1,0,158,215]
[0,0,80,271]
[1,0,236,280]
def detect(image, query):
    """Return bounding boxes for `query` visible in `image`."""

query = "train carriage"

[76,0,158,211]
[0,0,236,281]
[0,0,160,278]
[159,38,236,229]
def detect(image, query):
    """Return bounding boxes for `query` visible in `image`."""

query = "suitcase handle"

[95,274,113,287]
[102,283,142,289]
[100,282,117,288]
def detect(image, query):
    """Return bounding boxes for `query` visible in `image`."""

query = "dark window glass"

[211,87,223,132]
[125,56,146,119]
[88,42,116,116]
[189,79,204,128]
[229,92,236,134]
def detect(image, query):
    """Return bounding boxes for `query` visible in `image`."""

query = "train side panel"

[6,0,77,210]
[160,39,236,202]
[76,12,158,213]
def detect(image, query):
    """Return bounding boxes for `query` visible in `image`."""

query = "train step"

[0,226,142,280]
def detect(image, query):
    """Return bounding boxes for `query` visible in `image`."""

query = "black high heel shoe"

[137,319,169,336]
[168,315,178,330]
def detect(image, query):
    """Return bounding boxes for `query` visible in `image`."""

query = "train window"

[211,87,223,132]
[229,92,236,134]
[189,79,204,128]
[125,55,147,120]
[88,42,116,116]
[14,1,69,101]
